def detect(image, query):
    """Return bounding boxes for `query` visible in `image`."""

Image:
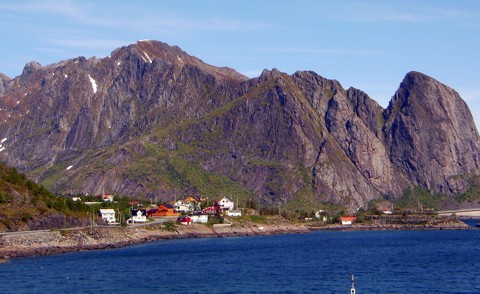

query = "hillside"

[0,162,86,232]
[0,40,479,212]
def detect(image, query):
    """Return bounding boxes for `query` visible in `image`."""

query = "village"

[70,193,405,229]
[81,194,245,227]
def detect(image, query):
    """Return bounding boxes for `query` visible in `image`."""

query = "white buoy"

[349,272,356,294]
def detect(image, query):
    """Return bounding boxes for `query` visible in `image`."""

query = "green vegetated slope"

[0,162,86,232]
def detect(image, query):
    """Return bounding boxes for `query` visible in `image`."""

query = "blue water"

[1,226,480,293]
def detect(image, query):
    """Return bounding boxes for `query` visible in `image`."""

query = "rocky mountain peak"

[21,61,42,76]
[0,40,479,211]
[384,71,480,194]
[260,68,283,78]
[0,73,10,80]
[111,40,248,82]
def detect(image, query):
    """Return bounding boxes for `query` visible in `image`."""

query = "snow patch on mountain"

[88,74,97,94]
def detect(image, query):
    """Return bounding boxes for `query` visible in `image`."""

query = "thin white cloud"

[0,0,113,26]
[46,37,127,50]
[0,0,273,32]
[130,15,273,33]
[329,2,475,23]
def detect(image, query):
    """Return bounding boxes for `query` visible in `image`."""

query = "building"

[147,204,180,217]
[128,200,141,207]
[127,209,147,224]
[190,214,209,223]
[226,210,242,217]
[177,216,191,225]
[315,210,327,222]
[218,196,235,211]
[202,205,222,214]
[99,209,116,224]
[102,194,114,202]
[174,200,194,213]
[340,216,356,225]
[184,196,206,210]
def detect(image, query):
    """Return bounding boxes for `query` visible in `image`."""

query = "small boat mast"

[349,272,356,294]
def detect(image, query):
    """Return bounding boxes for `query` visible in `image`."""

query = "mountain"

[383,71,480,195]
[0,40,479,211]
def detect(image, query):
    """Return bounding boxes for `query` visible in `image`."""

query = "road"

[437,208,480,217]
[0,217,178,236]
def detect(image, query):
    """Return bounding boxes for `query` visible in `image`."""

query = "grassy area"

[395,187,443,211]
[455,185,480,203]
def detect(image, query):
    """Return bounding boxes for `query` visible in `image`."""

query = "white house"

[102,194,114,202]
[315,210,327,222]
[174,200,194,213]
[127,209,147,224]
[99,209,116,224]
[340,216,356,225]
[226,210,242,217]
[218,196,235,211]
[190,214,209,223]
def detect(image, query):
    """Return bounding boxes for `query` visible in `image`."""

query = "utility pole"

[91,206,95,231]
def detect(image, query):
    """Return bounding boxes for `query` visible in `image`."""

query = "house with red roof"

[340,216,356,225]
[147,203,180,217]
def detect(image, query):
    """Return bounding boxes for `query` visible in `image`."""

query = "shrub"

[0,192,12,203]
[21,212,32,223]
[163,220,177,231]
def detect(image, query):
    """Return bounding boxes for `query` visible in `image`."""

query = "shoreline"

[0,218,474,263]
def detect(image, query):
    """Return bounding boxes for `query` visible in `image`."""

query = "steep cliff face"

[0,40,246,170]
[292,71,392,205]
[383,71,480,194]
[0,41,479,210]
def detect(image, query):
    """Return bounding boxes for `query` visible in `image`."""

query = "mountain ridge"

[0,40,479,211]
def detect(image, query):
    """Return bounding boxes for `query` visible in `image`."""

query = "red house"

[202,201,222,215]
[177,216,191,225]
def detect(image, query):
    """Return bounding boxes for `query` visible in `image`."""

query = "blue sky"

[1,0,480,125]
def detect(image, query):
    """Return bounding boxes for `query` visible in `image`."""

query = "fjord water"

[1,227,480,293]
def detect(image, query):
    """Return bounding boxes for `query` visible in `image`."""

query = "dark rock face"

[0,42,478,210]
[383,71,480,194]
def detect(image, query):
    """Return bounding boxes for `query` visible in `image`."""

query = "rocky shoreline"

[0,218,473,263]
[308,219,474,231]
[0,217,308,263]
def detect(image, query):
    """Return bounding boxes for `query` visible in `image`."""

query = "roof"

[159,203,174,209]
[340,216,356,221]
[99,209,115,214]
